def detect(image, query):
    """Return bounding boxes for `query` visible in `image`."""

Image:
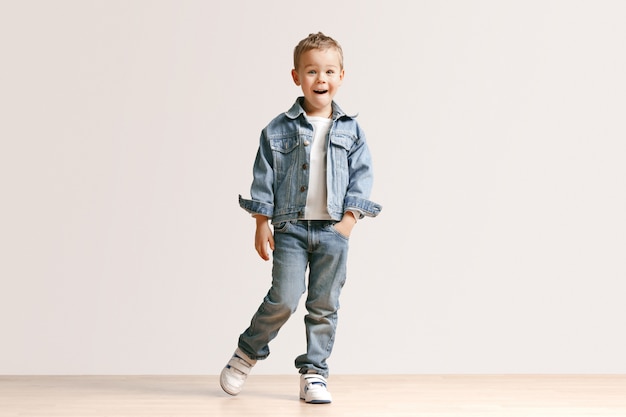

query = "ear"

[291,69,301,86]
[339,68,345,83]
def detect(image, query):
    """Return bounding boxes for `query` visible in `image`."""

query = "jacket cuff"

[344,196,382,219]
[239,195,274,218]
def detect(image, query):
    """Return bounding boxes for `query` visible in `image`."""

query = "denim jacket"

[239,97,382,224]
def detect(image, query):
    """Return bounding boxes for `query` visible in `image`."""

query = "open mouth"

[313,89,328,94]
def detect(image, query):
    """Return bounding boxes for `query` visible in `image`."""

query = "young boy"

[220,32,381,404]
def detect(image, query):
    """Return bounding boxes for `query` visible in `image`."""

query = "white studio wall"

[1,0,625,375]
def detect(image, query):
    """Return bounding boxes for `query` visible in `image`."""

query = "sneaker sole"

[220,382,238,396]
[300,395,332,404]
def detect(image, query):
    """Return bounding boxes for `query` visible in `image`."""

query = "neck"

[302,100,332,118]
[305,107,333,119]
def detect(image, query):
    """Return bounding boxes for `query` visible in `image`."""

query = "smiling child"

[220,32,381,404]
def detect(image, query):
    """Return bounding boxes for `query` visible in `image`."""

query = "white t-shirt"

[304,116,333,220]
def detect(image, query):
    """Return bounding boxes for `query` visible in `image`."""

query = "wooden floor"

[1,375,625,417]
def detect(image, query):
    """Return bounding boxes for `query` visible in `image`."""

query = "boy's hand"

[254,215,274,261]
[333,212,357,238]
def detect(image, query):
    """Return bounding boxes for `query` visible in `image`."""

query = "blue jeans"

[238,220,350,378]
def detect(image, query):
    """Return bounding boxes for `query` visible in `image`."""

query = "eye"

[327,70,335,75]
[308,70,317,75]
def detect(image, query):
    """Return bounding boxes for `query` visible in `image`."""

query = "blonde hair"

[293,32,343,70]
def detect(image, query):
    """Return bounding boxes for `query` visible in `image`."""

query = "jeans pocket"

[329,224,350,240]
[273,221,292,233]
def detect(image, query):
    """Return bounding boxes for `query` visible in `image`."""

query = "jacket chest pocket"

[269,137,300,176]
[329,134,354,171]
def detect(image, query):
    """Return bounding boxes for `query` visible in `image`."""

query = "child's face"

[291,48,344,117]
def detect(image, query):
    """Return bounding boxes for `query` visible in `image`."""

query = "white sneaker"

[220,348,256,395]
[300,373,332,404]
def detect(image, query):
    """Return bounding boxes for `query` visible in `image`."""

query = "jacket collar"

[285,97,355,121]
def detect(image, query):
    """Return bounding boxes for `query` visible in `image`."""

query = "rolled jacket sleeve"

[239,130,275,218]
[239,194,274,217]
[342,126,382,219]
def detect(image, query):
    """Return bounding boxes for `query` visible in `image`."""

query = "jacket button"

[300,186,307,192]
[303,140,310,146]
[302,163,308,170]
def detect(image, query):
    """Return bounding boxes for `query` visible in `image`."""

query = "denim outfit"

[238,97,381,377]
